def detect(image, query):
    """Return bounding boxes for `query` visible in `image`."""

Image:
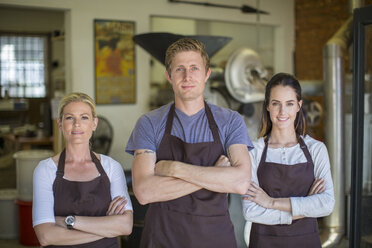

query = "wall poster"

[94,19,136,104]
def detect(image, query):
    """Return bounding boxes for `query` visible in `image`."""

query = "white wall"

[0,7,64,32]
[0,0,294,170]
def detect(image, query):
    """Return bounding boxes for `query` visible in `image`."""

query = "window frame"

[0,31,51,99]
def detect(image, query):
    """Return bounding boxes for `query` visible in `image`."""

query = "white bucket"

[0,189,18,239]
[13,150,54,201]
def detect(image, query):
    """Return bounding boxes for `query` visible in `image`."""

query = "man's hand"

[214,155,231,167]
[243,182,274,209]
[152,144,251,195]
[106,196,128,216]
[154,160,174,177]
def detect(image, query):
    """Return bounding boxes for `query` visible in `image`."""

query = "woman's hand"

[243,182,274,209]
[308,178,325,196]
[106,196,127,216]
[214,155,231,167]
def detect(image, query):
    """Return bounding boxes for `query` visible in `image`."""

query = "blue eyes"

[64,116,90,120]
[175,67,199,72]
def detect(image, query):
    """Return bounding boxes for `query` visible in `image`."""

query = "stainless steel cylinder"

[322,17,352,248]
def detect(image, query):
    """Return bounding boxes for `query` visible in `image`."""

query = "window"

[0,34,48,98]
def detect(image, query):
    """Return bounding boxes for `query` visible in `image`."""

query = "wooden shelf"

[52,35,64,41]
[4,134,53,151]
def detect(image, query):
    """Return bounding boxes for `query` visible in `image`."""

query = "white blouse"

[242,135,335,225]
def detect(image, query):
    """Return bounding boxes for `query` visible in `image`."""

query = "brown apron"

[249,136,321,248]
[140,102,237,248]
[48,149,118,248]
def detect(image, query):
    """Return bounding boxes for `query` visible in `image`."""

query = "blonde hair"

[165,38,210,76]
[58,92,97,121]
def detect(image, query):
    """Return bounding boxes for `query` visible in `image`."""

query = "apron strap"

[56,149,108,178]
[164,102,222,146]
[261,135,313,165]
[298,136,314,164]
[204,101,222,146]
[259,135,270,167]
[164,103,176,135]
[261,135,314,166]
[90,151,106,176]
[56,149,66,177]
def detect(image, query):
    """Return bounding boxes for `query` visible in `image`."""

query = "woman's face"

[267,85,302,131]
[58,101,98,145]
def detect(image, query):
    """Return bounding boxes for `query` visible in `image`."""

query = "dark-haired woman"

[242,73,335,247]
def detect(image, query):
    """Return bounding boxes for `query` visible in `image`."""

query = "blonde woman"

[33,92,133,247]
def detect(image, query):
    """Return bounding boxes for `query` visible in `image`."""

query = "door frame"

[351,4,372,248]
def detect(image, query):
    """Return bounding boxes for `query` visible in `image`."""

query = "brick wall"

[295,0,372,80]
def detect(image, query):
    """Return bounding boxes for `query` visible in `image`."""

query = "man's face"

[166,51,211,102]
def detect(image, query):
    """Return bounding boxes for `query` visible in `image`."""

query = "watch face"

[66,216,75,225]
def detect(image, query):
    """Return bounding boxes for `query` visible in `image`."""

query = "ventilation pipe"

[322,15,353,248]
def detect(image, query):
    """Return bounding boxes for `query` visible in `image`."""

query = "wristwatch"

[65,215,75,230]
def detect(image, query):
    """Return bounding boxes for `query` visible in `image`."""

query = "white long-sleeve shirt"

[242,135,335,225]
[32,154,133,227]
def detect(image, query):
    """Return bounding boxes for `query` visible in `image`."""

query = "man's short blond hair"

[165,38,210,76]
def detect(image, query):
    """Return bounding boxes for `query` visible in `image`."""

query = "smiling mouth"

[72,131,83,134]
[277,117,288,121]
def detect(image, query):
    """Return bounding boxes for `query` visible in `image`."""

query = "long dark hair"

[258,72,307,138]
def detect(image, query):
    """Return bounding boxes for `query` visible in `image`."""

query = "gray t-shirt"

[126,102,253,155]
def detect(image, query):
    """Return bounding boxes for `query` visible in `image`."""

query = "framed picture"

[94,19,136,104]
